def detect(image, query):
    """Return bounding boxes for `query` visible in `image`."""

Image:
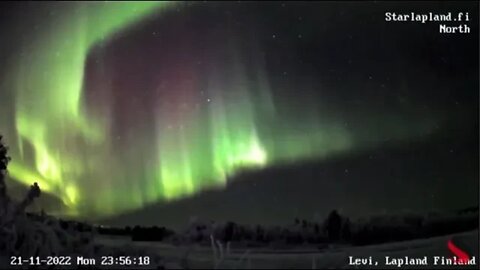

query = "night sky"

[0,2,478,228]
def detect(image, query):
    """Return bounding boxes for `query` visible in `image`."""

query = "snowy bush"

[0,137,98,267]
[0,136,172,268]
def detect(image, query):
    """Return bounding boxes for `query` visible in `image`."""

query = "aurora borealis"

[0,1,477,222]
[4,2,176,215]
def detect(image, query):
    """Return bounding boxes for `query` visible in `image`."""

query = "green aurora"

[7,2,176,215]
[0,2,440,218]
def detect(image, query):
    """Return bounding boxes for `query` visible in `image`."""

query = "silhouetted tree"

[255,225,264,242]
[224,221,236,242]
[0,135,11,198]
[341,218,351,241]
[326,210,341,242]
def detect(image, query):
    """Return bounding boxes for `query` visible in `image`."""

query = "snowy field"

[0,229,477,269]
[95,229,478,269]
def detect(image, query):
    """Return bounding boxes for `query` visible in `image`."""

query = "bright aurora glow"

[0,1,444,218]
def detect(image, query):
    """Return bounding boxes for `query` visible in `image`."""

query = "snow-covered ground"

[96,229,478,269]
